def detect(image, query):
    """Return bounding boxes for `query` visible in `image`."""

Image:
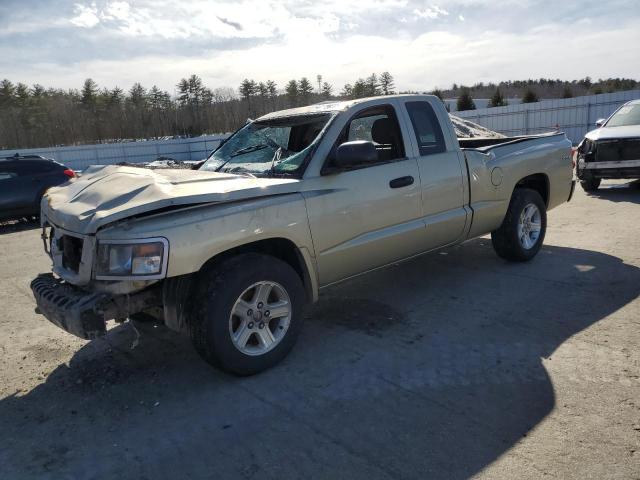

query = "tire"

[491,188,547,262]
[190,253,306,375]
[580,177,601,192]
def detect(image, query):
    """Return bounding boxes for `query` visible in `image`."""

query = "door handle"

[389,176,414,189]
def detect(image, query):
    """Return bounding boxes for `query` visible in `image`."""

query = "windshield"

[200,113,332,176]
[606,104,640,127]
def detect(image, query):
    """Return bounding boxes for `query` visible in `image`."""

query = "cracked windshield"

[201,113,332,176]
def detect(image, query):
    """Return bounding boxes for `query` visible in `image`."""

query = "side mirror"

[595,118,606,128]
[335,141,377,169]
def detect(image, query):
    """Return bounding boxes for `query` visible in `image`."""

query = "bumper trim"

[582,159,640,169]
[31,273,162,340]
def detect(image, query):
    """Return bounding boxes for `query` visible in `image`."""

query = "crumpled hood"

[44,165,301,234]
[585,125,640,141]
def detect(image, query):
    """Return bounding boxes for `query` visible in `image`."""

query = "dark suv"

[0,154,75,221]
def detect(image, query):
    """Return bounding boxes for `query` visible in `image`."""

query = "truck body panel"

[33,95,574,340]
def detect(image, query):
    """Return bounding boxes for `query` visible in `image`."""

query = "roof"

[0,154,50,162]
[256,94,439,121]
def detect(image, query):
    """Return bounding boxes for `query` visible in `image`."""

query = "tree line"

[0,72,395,149]
[431,77,639,111]
[0,73,637,149]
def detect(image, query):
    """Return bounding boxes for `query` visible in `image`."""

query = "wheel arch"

[514,173,550,207]
[198,237,318,303]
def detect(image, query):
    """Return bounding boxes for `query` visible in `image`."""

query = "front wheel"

[190,253,305,375]
[491,188,547,262]
[580,177,601,192]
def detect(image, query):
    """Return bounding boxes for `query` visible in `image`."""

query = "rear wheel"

[580,177,601,192]
[491,188,547,262]
[190,253,305,375]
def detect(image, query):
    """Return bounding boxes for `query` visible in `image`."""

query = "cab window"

[337,105,405,164]
[405,101,446,156]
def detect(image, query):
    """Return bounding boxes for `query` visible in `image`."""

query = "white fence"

[0,135,227,171]
[454,90,640,144]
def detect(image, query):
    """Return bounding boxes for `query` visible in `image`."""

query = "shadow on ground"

[1,240,639,479]
[587,179,640,204]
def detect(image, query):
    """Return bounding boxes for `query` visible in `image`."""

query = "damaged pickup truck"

[31,95,574,375]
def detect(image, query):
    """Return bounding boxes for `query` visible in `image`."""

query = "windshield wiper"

[229,144,269,158]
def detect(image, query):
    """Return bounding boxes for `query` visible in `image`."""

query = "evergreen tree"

[148,86,165,109]
[365,73,380,96]
[285,80,299,105]
[352,78,367,98]
[321,82,333,99]
[0,79,15,107]
[257,82,268,97]
[128,83,147,107]
[298,77,313,100]
[340,83,353,98]
[456,89,476,111]
[31,84,45,98]
[176,78,190,105]
[108,87,124,106]
[379,72,395,95]
[266,80,277,97]
[489,87,507,107]
[239,78,256,101]
[188,75,204,105]
[522,88,539,103]
[81,78,98,106]
[561,87,573,98]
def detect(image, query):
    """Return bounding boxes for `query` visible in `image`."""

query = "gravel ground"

[0,181,638,480]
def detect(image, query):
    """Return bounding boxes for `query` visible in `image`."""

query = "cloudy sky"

[1,0,639,94]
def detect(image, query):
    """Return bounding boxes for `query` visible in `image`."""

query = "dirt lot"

[1,181,639,480]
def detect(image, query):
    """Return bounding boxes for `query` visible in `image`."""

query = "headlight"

[95,239,168,279]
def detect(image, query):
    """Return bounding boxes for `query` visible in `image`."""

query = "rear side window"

[405,101,446,156]
[12,160,56,175]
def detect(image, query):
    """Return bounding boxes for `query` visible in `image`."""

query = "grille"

[60,235,83,273]
[596,138,640,162]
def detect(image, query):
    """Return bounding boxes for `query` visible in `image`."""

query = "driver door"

[303,104,424,286]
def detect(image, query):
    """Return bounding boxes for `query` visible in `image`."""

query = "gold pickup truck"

[31,95,574,375]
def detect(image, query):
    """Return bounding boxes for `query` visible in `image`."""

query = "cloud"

[69,3,100,27]
[413,6,449,19]
[217,17,243,31]
[0,0,639,93]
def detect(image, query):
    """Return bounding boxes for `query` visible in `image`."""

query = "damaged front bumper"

[30,273,161,340]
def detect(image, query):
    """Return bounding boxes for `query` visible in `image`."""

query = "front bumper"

[577,159,640,179]
[30,273,161,340]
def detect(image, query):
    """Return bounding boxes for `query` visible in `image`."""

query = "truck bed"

[459,132,562,150]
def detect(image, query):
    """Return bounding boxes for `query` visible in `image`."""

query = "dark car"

[576,99,640,191]
[0,154,75,221]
